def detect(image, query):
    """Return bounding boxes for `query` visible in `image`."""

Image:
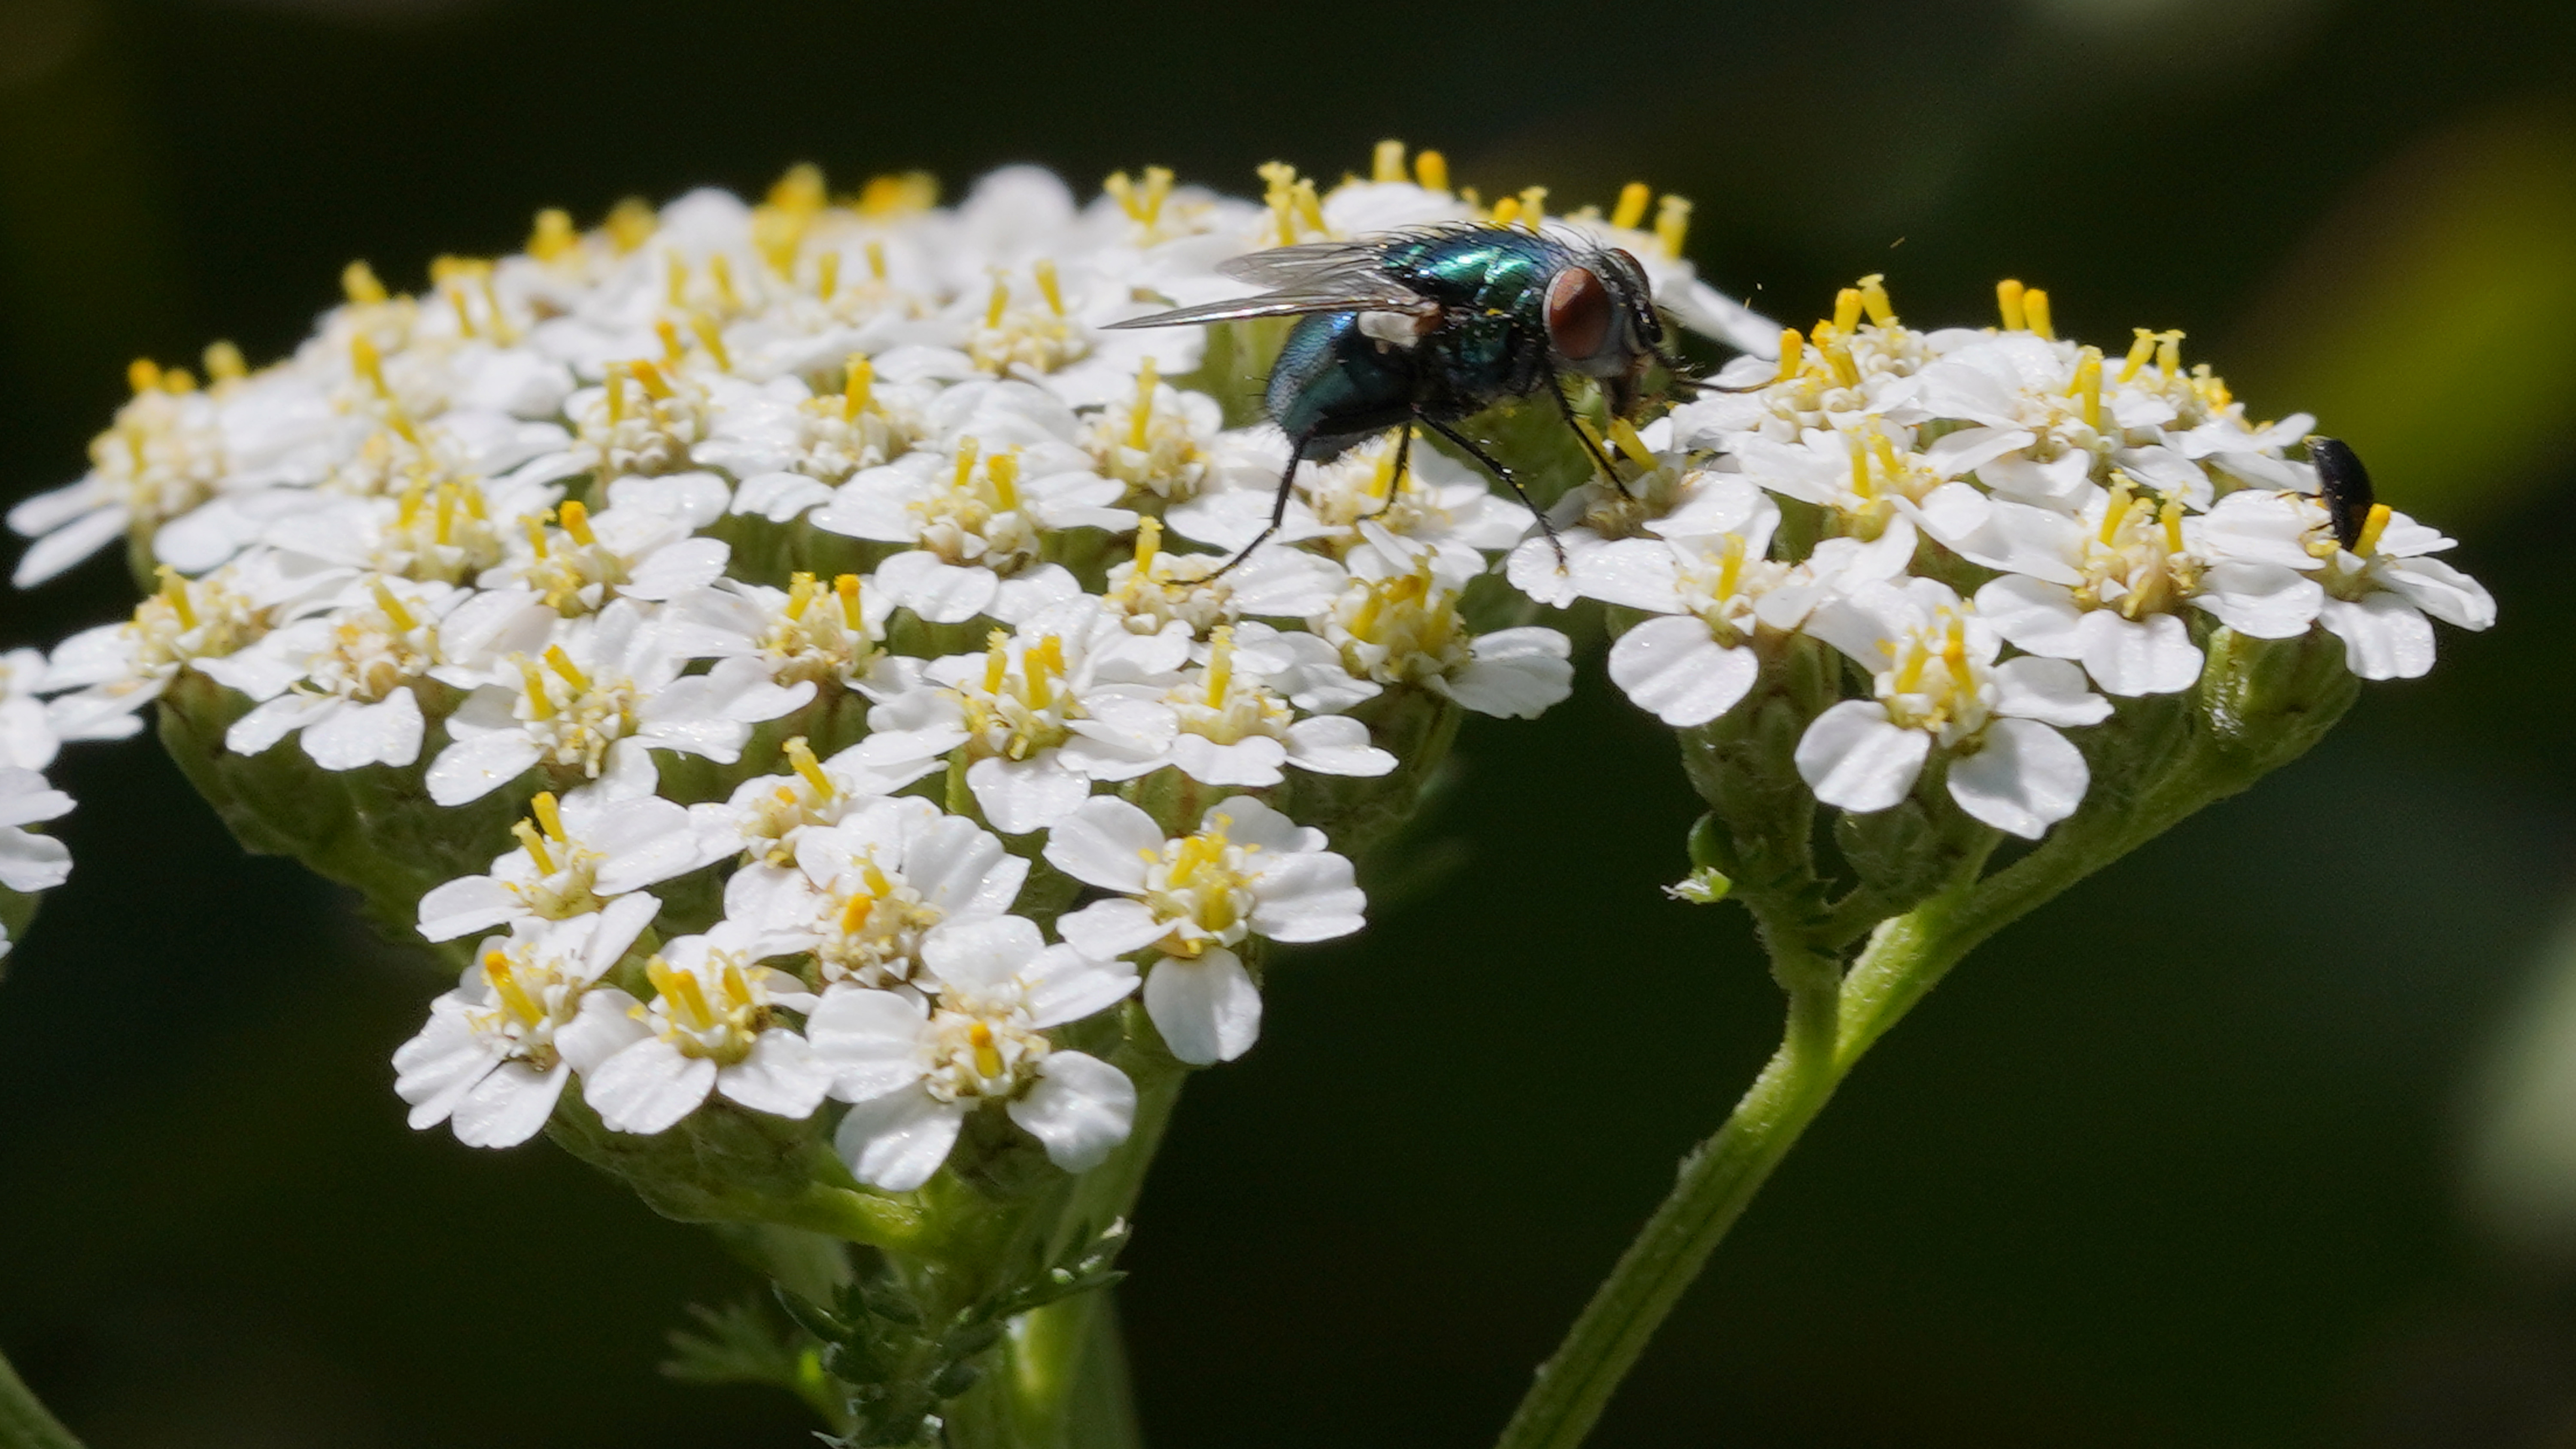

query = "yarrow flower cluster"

[1510,276,2494,840]
[0,134,2499,1447]
[3,142,1786,1187]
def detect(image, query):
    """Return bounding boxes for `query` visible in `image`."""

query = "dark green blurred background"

[3,0,2574,1443]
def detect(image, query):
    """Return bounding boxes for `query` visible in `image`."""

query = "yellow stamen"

[532,789,566,842]
[984,277,1010,329]
[517,658,556,719]
[1127,359,1159,449]
[688,312,731,371]
[1516,186,1548,229]
[511,818,558,877]
[1611,181,1651,231]
[1717,532,1747,598]
[1941,618,1969,679]
[128,358,162,394]
[529,208,577,262]
[969,1021,1004,1079]
[1023,635,1062,710]
[544,644,590,693]
[155,566,196,629]
[1774,326,1806,383]
[865,239,889,283]
[1413,150,1449,193]
[2024,288,2055,340]
[664,251,688,308]
[1489,195,1522,228]
[1034,259,1066,317]
[2119,328,2156,384]
[2354,502,2393,556]
[1205,624,1234,705]
[558,499,596,547]
[655,319,686,366]
[1818,326,1859,388]
[523,513,550,561]
[2099,479,2136,545]
[350,335,390,399]
[983,630,1011,694]
[342,261,387,305]
[951,437,981,495]
[842,354,873,421]
[708,253,740,310]
[2160,498,2186,555]
[480,275,515,345]
[484,952,545,1027]
[835,573,863,631]
[434,484,458,545]
[2156,329,2183,377]
[2071,347,2102,430]
[1134,516,1162,573]
[370,579,417,633]
[838,890,875,935]
[786,737,833,797]
[785,572,816,621]
[1996,278,2027,332]
[651,961,714,1033]
[161,367,196,394]
[605,197,656,253]
[1857,273,1894,327]
[719,960,756,1012]
[816,250,840,301]
[397,479,424,530]
[1847,432,1872,499]
[986,449,1021,512]
[603,365,628,426]
[1372,139,1406,184]
[629,358,674,399]
[1653,194,1692,258]
[857,172,937,218]
[203,341,246,384]
[1833,287,1863,334]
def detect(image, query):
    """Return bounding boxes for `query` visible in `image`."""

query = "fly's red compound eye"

[1545,265,1613,362]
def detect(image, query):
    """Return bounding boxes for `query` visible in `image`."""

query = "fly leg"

[1422,417,1567,570]
[1550,379,1624,492]
[1365,421,1414,524]
[1209,429,1311,580]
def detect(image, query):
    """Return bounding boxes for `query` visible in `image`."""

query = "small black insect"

[1107,223,1710,573]
[2307,435,2374,551]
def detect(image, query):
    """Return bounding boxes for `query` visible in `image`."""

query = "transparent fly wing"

[1103,239,1433,331]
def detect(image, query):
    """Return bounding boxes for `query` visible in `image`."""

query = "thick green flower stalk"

[0,135,2493,1449]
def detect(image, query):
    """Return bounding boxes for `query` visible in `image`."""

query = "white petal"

[2320,593,2436,680]
[1973,574,2085,659]
[1607,617,1758,728]
[451,1061,569,1148]
[1167,733,1286,786]
[806,987,935,1101]
[224,694,334,758]
[561,990,653,1075]
[1947,718,2088,840]
[426,732,543,806]
[1245,853,1366,942]
[1143,948,1262,1065]
[0,828,70,893]
[1992,656,2112,727]
[303,690,425,770]
[584,1038,717,1134]
[392,1009,498,1128]
[1282,715,1396,776]
[834,1088,967,1192]
[416,875,520,942]
[2193,562,2322,640]
[877,551,1000,625]
[1057,897,1167,959]
[919,914,1045,994]
[717,1029,834,1119]
[1036,802,1163,897]
[2072,610,2203,697]
[1794,700,1927,813]
[1008,1051,1136,1171]
[965,754,1091,835]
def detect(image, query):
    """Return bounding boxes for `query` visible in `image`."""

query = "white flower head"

[393,893,658,1148]
[574,919,831,1135]
[807,915,1138,1189]
[42,563,270,741]
[1798,580,2109,839]
[1045,795,1363,1065]
[426,599,812,806]
[1315,544,1573,720]
[851,600,1188,834]
[732,794,1029,989]
[418,773,714,941]
[197,574,464,770]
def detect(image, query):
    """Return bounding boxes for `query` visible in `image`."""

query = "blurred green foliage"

[1,0,2573,1445]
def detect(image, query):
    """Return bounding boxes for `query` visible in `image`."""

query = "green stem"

[0,1350,83,1449]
